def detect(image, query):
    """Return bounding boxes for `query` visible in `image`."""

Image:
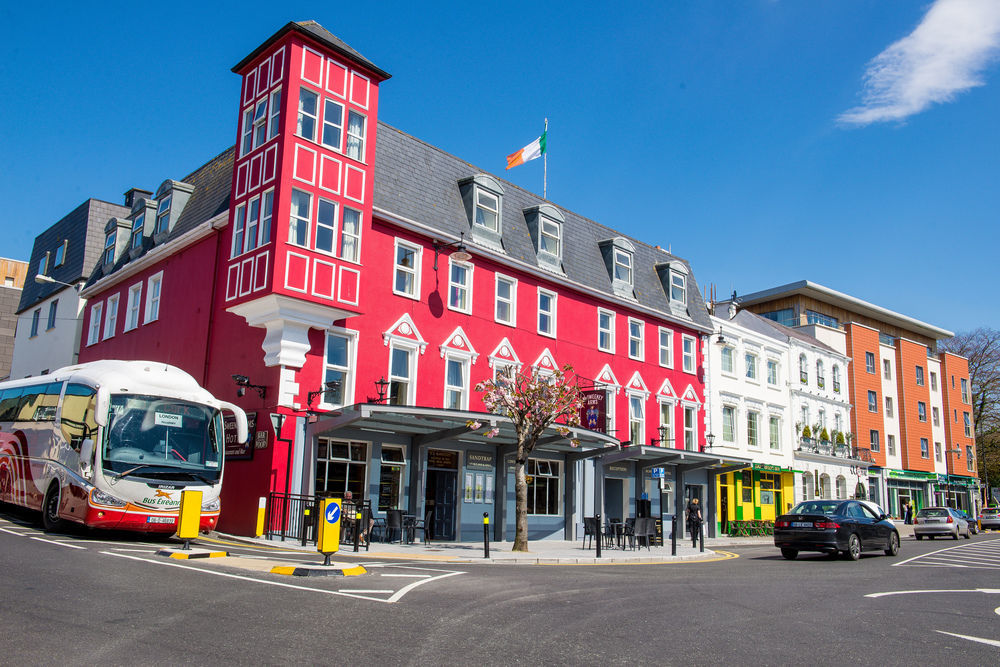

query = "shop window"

[315,439,368,499]
[526,459,560,515]
[378,447,406,512]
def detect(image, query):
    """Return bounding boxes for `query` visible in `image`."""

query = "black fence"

[265,492,371,552]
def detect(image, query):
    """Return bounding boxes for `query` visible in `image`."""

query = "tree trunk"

[513,459,529,551]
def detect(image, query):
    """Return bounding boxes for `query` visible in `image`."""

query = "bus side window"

[0,388,23,422]
[15,385,46,422]
[33,382,62,422]
[60,384,98,452]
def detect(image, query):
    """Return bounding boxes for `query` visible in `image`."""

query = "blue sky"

[2,1,998,333]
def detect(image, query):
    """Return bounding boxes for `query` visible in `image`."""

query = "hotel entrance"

[425,449,458,541]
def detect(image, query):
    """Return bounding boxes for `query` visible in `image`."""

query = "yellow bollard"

[177,489,203,549]
[317,498,342,566]
[255,497,267,538]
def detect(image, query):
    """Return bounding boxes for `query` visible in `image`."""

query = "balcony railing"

[833,380,840,393]
[817,377,825,389]
[800,371,808,384]
[798,438,872,462]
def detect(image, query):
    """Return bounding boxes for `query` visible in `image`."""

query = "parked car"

[956,510,979,534]
[774,499,900,561]
[913,507,971,540]
[980,507,1000,530]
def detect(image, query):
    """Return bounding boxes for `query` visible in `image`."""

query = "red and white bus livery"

[0,360,247,533]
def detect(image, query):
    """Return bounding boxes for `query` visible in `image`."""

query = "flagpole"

[543,118,548,200]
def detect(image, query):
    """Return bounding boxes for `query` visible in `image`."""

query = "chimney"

[124,187,153,208]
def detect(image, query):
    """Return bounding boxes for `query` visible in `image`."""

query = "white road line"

[935,631,1000,648]
[0,527,24,536]
[893,542,982,566]
[30,537,86,549]
[387,571,464,603]
[866,588,1000,598]
[339,589,394,594]
[918,555,1000,565]
[379,574,430,578]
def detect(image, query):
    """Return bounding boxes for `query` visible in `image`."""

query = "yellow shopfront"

[717,464,795,533]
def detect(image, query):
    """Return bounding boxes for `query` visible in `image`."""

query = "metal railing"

[265,492,371,551]
[797,438,873,463]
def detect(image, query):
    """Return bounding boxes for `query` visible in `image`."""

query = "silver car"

[913,506,971,540]
[980,507,1000,530]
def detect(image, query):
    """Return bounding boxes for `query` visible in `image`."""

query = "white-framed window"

[53,240,67,267]
[961,378,970,403]
[613,248,633,286]
[495,274,517,326]
[241,105,254,155]
[321,329,357,409]
[448,259,473,313]
[232,204,247,257]
[125,283,142,331]
[885,396,894,418]
[598,309,615,353]
[129,215,144,249]
[658,328,673,368]
[388,343,417,406]
[346,110,366,161]
[628,394,645,445]
[539,217,561,259]
[526,459,561,515]
[393,239,421,299]
[930,371,938,392]
[818,408,826,429]
[747,410,759,447]
[658,401,673,447]
[87,302,102,345]
[670,270,686,304]
[801,405,809,429]
[682,335,696,373]
[444,355,470,410]
[144,272,162,324]
[967,446,975,472]
[868,390,878,412]
[721,346,734,374]
[917,401,927,422]
[628,318,644,361]
[297,87,318,141]
[745,352,758,381]
[964,412,972,437]
[155,196,171,235]
[767,359,779,386]
[289,189,311,248]
[932,406,940,426]
[252,98,268,148]
[832,365,841,393]
[30,309,40,337]
[865,352,875,374]
[474,188,499,233]
[883,358,891,380]
[242,197,260,254]
[935,442,942,462]
[816,360,825,389]
[260,189,274,247]
[314,198,338,255]
[799,354,808,384]
[835,476,847,500]
[722,405,736,443]
[601,386,617,437]
[834,412,842,433]
[769,415,781,450]
[268,89,282,140]
[920,437,929,458]
[870,429,880,453]
[378,446,407,512]
[340,207,361,262]
[103,294,119,339]
[538,289,557,337]
[683,406,697,451]
[322,98,344,151]
[887,434,896,456]
[915,365,925,386]
[46,300,58,331]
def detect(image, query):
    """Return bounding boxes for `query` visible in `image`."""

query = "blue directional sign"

[326,502,341,524]
[651,467,665,479]
[318,498,342,554]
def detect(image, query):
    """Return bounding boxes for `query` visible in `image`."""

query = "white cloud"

[839,0,1000,126]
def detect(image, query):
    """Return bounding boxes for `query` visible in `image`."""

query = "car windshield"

[789,501,843,516]
[101,394,222,481]
[916,508,948,518]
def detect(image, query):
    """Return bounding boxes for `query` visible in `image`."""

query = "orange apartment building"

[734,281,979,515]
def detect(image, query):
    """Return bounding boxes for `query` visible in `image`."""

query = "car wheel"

[780,548,798,560]
[964,528,971,539]
[916,534,923,540]
[42,484,65,532]
[846,533,862,561]
[953,530,959,540]
[884,532,900,557]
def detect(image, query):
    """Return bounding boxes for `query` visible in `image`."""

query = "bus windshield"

[102,394,222,481]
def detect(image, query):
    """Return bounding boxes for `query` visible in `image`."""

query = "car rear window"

[790,502,842,515]
[917,508,948,518]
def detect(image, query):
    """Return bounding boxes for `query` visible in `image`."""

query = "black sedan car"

[774,500,900,561]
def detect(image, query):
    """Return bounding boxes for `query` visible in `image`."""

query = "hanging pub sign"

[579,390,607,433]
[224,412,258,461]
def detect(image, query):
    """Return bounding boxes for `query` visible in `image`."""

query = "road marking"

[30,536,86,549]
[0,527,24,536]
[339,589,394,594]
[894,537,1000,568]
[379,574,430,578]
[935,631,1000,648]
[866,588,1000,598]
[387,571,464,603]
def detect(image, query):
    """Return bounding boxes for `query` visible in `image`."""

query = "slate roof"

[18,198,129,313]
[731,309,842,357]
[232,21,390,81]
[373,122,714,333]
[84,146,234,288]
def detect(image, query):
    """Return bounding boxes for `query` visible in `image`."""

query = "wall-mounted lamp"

[232,374,266,399]
[651,425,672,446]
[373,376,390,404]
[34,274,80,291]
[433,232,471,270]
[307,380,342,408]
[702,432,717,452]
[715,330,728,346]
[945,447,961,459]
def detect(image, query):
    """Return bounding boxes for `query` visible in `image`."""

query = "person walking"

[686,497,704,548]
[904,502,914,525]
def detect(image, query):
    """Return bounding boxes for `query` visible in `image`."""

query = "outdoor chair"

[621,517,637,550]
[634,517,655,550]
[385,509,404,543]
[583,517,600,549]
[409,509,433,544]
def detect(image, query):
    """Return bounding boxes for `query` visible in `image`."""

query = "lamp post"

[34,274,81,291]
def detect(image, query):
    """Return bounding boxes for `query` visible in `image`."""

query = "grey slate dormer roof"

[373,122,713,333]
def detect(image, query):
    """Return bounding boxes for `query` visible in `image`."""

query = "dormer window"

[475,190,499,232]
[129,214,145,250]
[614,248,633,285]
[103,230,116,266]
[656,261,689,312]
[600,237,636,299]
[670,271,686,305]
[539,218,561,259]
[155,196,171,235]
[52,240,67,268]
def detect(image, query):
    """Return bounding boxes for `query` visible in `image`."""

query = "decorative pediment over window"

[595,363,621,394]
[439,326,479,363]
[458,173,505,251]
[656,378,677,399]
[488,337,522,369]
[532,347,558,373]
[625,371,650,399]
[680,383,703,406]
[382,313,427,354]
[598,237,636,300]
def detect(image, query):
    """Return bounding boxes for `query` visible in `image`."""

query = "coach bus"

[0,360,247,533]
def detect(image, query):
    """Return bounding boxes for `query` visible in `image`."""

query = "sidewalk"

[211,531,773,565]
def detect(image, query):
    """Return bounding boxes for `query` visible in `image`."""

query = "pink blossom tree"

[471,364,583,551]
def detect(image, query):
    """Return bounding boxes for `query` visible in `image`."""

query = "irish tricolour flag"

[506,132,547,170]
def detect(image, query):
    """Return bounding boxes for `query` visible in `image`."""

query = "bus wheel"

[42,485,65,532]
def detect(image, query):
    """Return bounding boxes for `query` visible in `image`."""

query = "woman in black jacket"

[686,497,704,547]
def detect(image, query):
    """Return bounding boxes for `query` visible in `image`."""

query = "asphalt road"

[1,505,998,665]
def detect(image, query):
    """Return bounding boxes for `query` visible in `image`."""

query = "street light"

[34,274,80,291]
[432,232,472,270]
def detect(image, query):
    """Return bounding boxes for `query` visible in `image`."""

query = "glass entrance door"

[426,449,458,541]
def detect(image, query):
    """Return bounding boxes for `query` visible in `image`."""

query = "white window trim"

[144,271,163,324]
[268,88,282,140]
[746,410,760,449]
[392,239,422,300]
[628,317,644,361]
[313,197,339,256]
[613,247,633,286]
[722,404,737,443]
[103,294,119,340]
[538,216,562,260]
[388,341,419,406]
[319,327,358,410]
[537,288,557,338]
[288,189,312,249]
[474,187,500,233]
[297,86,319,142]
[658,399,675,447]
[768,414,781,450]
[669,270,687,305]
[598,309,616,354]
[340,206,362,263]
[494,273,517,326]
[447,258,474,314]
[124,283,142,332]
[87,303,102,345]
[683,405,697,451]
[745,352,759,383]
[628,392,645,445]
[443,353,471,411]
[345,109,367,162]
[766,358,780,386]
[658,326,673,368]
[681,335,697,374]
[321,98,345,153]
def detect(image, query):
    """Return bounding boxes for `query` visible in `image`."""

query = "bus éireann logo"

[154,490,173,498]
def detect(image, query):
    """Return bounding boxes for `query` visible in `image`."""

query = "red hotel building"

[77,21,736,540]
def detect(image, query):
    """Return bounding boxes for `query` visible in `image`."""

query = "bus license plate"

[147,516,174,524]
